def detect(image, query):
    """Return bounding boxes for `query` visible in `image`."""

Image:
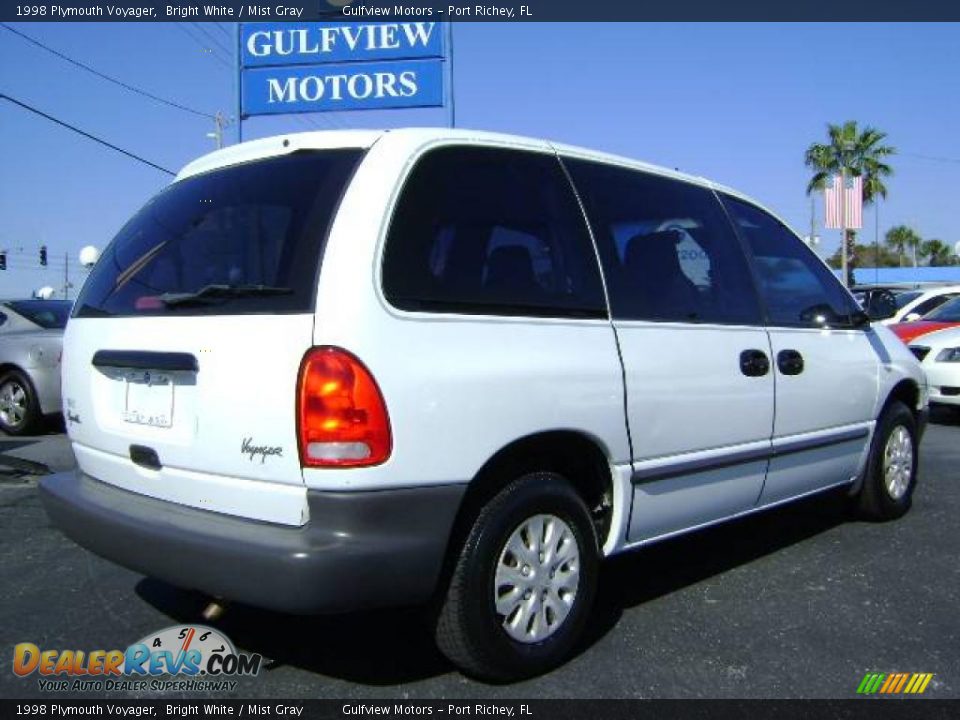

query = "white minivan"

[41,129,927,680]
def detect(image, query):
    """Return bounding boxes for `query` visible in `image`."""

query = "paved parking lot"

[2,411,957,699]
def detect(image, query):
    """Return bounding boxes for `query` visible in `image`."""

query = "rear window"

[6,300,72,329]
[73,150,362,318]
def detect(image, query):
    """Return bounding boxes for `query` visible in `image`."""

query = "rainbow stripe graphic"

[857,672,934,695]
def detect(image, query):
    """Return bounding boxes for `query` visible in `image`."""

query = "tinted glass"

[382,146,606,318]
[912,293,958,318]
[721,195,858,328]
[925,296,960,321]
[7,300,72,329]
[74,150,362,318]
[862,290,898,320]
[564,160,760,325]
[894,290,923,309]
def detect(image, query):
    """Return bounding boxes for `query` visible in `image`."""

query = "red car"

[890,295,960,343]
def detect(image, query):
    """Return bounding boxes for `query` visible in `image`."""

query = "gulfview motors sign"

[240,22,446,115]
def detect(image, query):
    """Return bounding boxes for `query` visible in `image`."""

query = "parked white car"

[40,129,927,680]
[905,325,960,410]
[879,285,960,325]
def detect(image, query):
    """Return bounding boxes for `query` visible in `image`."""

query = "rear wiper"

[159,284,294,307]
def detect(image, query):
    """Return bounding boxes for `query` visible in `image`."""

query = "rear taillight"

[296,347,392,467]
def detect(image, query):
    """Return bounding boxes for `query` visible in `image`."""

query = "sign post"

[235,22,243,143]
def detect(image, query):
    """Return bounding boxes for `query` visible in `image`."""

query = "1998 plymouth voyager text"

[13,706,303,717]
[15,4,533,19]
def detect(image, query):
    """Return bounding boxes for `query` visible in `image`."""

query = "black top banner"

[2,700,959,720]
[3,0,960,22]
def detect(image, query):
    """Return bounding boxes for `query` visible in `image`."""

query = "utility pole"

[208,112,227,149]
[63,252,69,299]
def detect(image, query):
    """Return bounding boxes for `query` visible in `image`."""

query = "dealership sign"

[239,22,447,116]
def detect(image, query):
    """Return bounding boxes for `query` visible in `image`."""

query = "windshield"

[73,149,363,318]
[6,300,72,329]
[925,296,960,322]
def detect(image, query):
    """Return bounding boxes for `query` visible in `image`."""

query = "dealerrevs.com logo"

[13,625,262,693]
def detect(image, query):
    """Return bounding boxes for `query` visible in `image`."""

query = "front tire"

[856,401,918,521]
[434,472,599,681]
[0,369,42,436]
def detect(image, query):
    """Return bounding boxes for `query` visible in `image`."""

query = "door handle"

[777,349,804,375]
[739,349,770,377]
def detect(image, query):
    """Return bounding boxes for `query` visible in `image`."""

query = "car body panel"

[906,325,960,407]
[62,315,314,525]
[0,301,70,417]
[890,320,958,343]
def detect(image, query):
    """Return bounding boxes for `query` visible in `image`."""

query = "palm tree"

[805,121,896,284]
[920,238,953,267]
[885,225,921,267]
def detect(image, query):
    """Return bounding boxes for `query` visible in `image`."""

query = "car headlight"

[935,347,960,362]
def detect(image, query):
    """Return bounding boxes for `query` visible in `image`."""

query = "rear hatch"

[63,148,363,526]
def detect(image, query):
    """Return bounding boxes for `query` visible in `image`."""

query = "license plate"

[123,371,174,428]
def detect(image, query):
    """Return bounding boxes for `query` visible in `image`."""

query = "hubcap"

[883,425,914,500]
[0,380,27,428]
[494,514,580,644]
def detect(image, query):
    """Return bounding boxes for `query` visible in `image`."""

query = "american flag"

[824,174,863,229]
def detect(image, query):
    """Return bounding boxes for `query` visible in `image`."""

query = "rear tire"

[0,369,42,436]
[434,472,599,681]
[856,401,918,521]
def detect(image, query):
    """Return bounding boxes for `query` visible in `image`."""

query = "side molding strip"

[631,427,870,485]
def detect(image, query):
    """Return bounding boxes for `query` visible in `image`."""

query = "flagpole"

[875,200,880,285]
[841,164,848,287]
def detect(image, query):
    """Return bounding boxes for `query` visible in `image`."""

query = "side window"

[563,159,761,325]
[721,195,857,328]
[382,146,606,318]
[911,294,957,318]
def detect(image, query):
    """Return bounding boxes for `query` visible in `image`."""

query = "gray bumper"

[39,471,465,614]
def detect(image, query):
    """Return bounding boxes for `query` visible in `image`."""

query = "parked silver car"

[0,299,71,435]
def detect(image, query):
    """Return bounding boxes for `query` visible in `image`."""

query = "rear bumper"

[39,471,466,614]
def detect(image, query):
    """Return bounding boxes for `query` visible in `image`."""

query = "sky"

[2,22,960,298]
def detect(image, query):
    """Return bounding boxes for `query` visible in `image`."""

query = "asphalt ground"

[1,410,957,700]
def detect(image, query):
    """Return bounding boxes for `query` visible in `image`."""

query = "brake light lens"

[297,347,392,467]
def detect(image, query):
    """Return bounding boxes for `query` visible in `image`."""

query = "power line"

[190,22,231,56]
[900,152,960,165]
[0,23,216,120]
[174,23,232,70]
[1,94,176,176]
